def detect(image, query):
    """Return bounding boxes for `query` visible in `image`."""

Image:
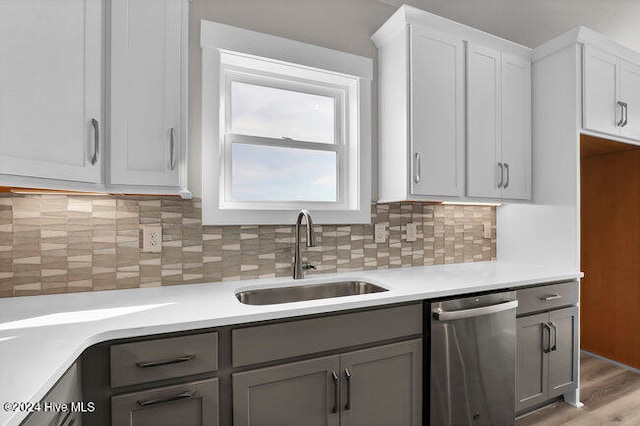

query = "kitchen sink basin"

[235,281,388,305]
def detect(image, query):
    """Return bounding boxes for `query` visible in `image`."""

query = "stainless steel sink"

[236,281,388,305]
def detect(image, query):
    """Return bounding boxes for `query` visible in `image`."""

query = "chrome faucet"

[293,209,317,279]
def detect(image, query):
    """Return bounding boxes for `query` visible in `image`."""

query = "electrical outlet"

[406,222,417,242]
[483,222,492,239]
[142,225,162,253]
[375,223,387,243]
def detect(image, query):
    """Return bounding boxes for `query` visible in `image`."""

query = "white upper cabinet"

[410,26,465,198]
[619,60,640,141]
[583,45,621,136]
[501,54,532,200]
[467,44,531,200]
[110,0,186,188]
[0,0,103,184]
[467,43,502,199]
[373,6,532,203]
[583,44,640,143]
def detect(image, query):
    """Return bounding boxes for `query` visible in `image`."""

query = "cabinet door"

[340,340,422,426]
[583,45,621,137]
[233,356,340,426]
[110,0,184,186]
[516,313,549,412]
[410,26,464,197]
[111,379,218,426]
[467,43,502,199]
[548,307,578,399]
[501,53,532,200]
[0,0,103,183]
[619,60,640,141]
[23,362,82,426]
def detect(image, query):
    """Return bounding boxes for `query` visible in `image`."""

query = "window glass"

[231,143,337,202]
[230,81,335,144]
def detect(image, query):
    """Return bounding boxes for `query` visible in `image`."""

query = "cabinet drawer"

[516,281,578,316]
[232,303,422,367]
[111,332,218,388]
[111,379,219,426]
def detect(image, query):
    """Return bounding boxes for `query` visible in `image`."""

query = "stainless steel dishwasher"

[430,291,518,426]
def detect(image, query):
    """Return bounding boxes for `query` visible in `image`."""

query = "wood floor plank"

[516,353,640,426]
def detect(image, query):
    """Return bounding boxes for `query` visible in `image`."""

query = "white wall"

[188,0,396,199]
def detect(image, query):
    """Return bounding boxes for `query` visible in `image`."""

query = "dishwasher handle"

[432,300,518,321]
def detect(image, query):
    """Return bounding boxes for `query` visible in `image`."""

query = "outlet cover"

[142,225,162,253]
[374,223,387,243]
[483,222,492,239]
[406,222,417,242]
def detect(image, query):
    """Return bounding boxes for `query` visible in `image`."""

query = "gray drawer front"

[517,281,578,316]
[111,332,218,388]
[111,378,219,426]
[232,303,422,367]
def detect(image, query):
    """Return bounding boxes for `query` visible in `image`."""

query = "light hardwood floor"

[516,352,640,425]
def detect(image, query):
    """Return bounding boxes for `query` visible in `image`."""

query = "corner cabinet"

[372,5,532,203]
[110,0,187,190]
[0,0,103,184]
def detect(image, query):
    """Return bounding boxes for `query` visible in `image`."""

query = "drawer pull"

[540,294,562,302]
[135,354,196,368]
[331,371,339,414]
[137,390,195,407]
[344,368,352,410]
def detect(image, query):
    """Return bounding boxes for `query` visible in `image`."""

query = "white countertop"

[0,260,582,426]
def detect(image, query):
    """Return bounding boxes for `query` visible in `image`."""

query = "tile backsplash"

[0,195,496,298]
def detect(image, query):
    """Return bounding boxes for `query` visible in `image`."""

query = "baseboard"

[581,349,640,375]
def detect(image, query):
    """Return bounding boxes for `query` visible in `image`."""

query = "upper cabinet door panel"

[619,60,640,141]
[110,0,183,186]
[583,45,620,137]
[466,43,502,199]
[0,0,103,183]
[501,53,532,200]
[410,26,464,197]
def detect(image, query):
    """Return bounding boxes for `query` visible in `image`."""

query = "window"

[201,21,372,225]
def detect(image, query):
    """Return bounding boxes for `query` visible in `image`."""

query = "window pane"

[230,81,335,144]
[231,143,337,202]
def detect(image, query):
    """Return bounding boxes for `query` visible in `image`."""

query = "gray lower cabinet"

[111,379,219,426]
[232,340,422,426]
[340,340,422,426]
[23,362,82,426]
[516,307,578,412]
[233,356,341,426]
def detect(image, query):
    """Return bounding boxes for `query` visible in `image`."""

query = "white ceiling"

[377,0,640,51]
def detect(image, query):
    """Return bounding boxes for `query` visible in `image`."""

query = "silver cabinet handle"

[540,294,562,302]
[543,323,552,353]
[414,152,421,184]
[169,128,176,170]
[331,371,339,414]
[503,163,510,189]
[623,102,629,127]
[497,162,504,188]
[618,101,628,127]
[135,354,195,368]
[344,368,352,410]
[432,300,518,321]
[137,390,195,407]
[549,322,557,352]
[90,118,99,165]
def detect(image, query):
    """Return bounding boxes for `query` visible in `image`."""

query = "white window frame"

[201,20,372,225]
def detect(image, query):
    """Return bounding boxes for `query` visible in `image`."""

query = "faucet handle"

[302,262,316,271]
